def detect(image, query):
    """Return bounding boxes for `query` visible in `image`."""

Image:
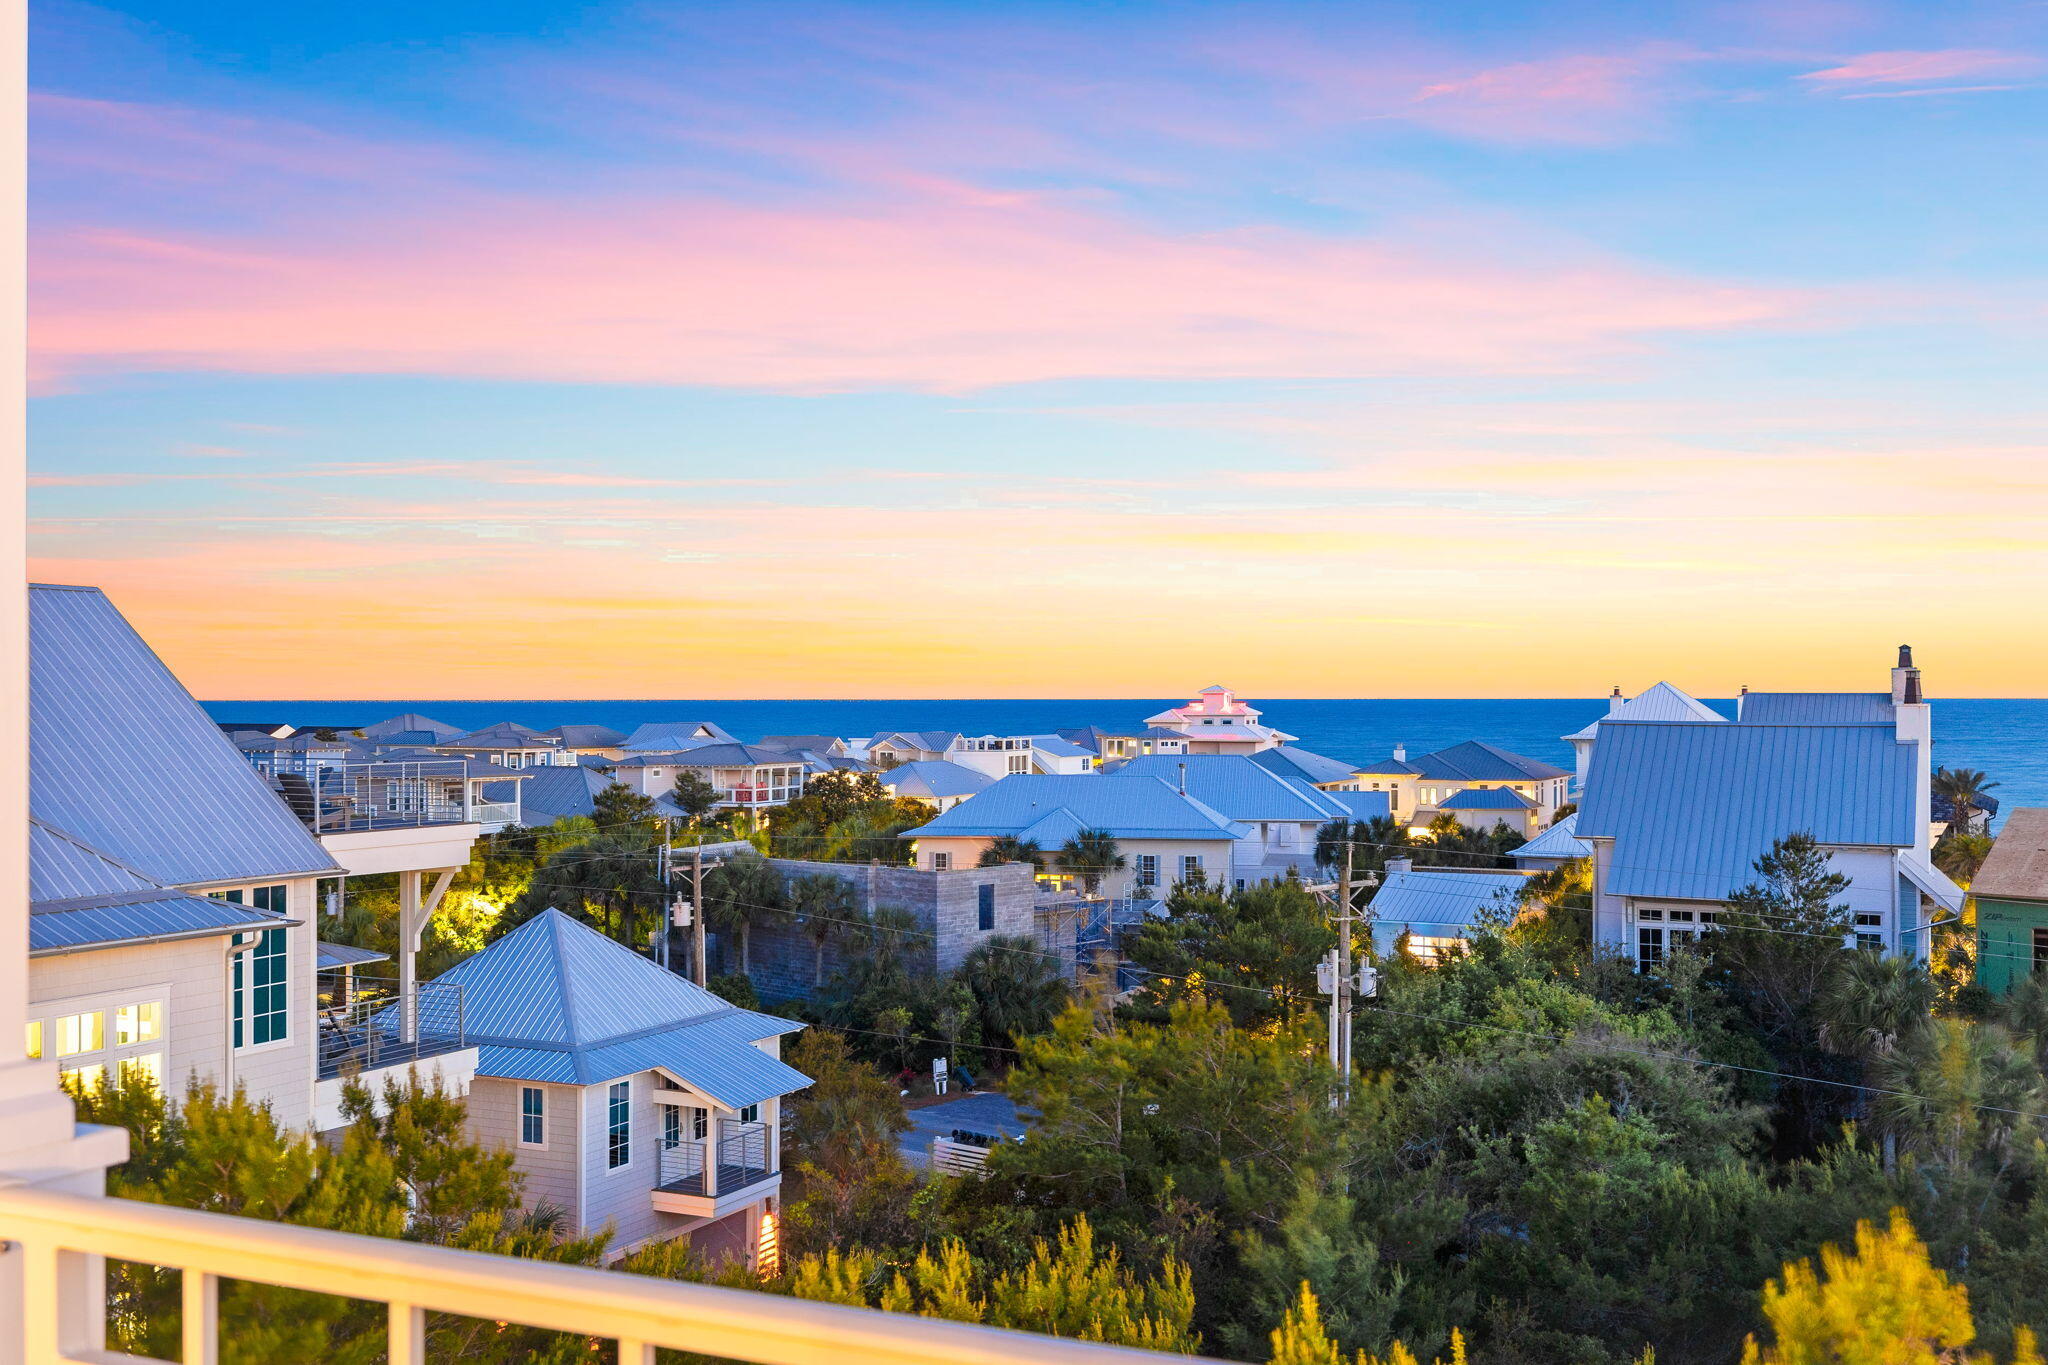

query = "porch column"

[396,867,458,1043]
[0,23,129,1350]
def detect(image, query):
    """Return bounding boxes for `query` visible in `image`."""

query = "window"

[56,1011,103,1057]
[739,1103,759,1124]
[977,884,995,932]
[115,1001,162,1046]
[234,927,290,1048]
[1180,855,1202,884]
[663,1105,681,1150]
[2036,928,2048,977]
[1408,934,1465,963]
[1854,912,1884,952]
[1638,926,1664,967]
[931,852,951,871]
[607,1081,631,1169]
[1007,753,1029,774]
[1136,854,1158,886]
[25,1021,42,1060]
[119,1053,163,1092]
[691,1106,708,1140]
[60,1063,106,1096]
[520,1086,546,1146]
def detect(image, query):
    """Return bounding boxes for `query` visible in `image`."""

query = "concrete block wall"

[730,859,1038,1004]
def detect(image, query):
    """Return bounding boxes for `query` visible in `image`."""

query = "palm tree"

[700,852,783,975]
[955,935,1070,1048]
[978,837,1043,870]
[1933,832,1994,885]
[1932,767,2000,837]
[1057,828,1126,896]
[1815,951,1935,1063]
[789,873,862,985]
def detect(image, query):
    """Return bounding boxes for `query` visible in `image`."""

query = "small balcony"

[273,759,517,834]
[653,1121,779,1218]
[316,976,469,1082]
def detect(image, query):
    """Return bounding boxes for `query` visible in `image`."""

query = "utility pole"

[657,817,673,971]
[691,842,708,987]
[1334,841,1354,1098]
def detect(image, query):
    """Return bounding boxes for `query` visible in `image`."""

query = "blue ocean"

[202,696,2048,826]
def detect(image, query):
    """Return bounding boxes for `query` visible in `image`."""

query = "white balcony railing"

[0,1184,1220,1364]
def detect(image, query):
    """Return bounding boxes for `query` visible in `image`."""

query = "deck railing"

[315,977,466,1080]
[272,760,509,833]
[0,1184,1224,1363]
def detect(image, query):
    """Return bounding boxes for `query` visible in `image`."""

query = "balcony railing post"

[183,1268,219,1365]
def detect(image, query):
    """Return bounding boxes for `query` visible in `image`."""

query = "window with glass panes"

[217,885,290,1048]
[607,1081,631,1168]
[521,1087,545,1146]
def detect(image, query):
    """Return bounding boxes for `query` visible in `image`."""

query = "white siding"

[470,1076,580,1224]
[29,935,227,1099]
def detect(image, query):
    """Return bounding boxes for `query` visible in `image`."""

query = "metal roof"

[613,744,801,768]
[1737,692,1897,725]
[1107,755,1346,823]
[29,818,160,903]
[623,721,739,750]
[450,722,558,748]
[904,774,1249,843]
[1438,787,1535,811]
[316,941,391,970]
[1356,753,1424,775]
[1408,740,1569,782]
[29,585,344,888]
[430,909,810,1100]
[1576,721,1920,902]
[362,713,466,742]
[1248,746,1364,786]
[879,760,996,800]
[1510,813,1592,864]
[1368,869,1530,929]
[32,890,291,956]
[1564,682,1727,741]
[517,765,686,823]
[540,724,628,748]
[1324,790,1394,822]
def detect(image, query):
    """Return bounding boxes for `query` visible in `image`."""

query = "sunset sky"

[26,0,2048,699]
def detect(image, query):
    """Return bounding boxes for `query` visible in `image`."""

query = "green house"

[1973,808,2048,995]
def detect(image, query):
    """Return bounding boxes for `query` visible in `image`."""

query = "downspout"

[224,933,260,1098]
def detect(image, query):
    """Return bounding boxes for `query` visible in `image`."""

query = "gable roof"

[879,760,996,801]
[450,721,558,749]
[905,773,1248,843]
[1737,692,1896,725]
[1248,746,1364,786]
[29,585,343,889]
[432,909,809,1104]
[1564,682,1727,742]
[1408,740,1569,782]
[622,720,739,751]
[1369,869,1531,929]
[869,730,961,753]
[517,765,686,823]
[612,743,802,769]
[760,734,843,754]
[1510,813,1592,864]
[541,724,628,748]
[1576,720,1919,901]
[1356,753,1424,775]
[1438,787,1536,811]
[1324,790,1394,822]
[362,713,466,743]
[1108,755,1347,823]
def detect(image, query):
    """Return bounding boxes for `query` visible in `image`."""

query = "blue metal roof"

[1576,721,1919,902]
[29,818,160,903]
[362,713,466,742]
[1408,740,1569,782]
[32,890,290,956]
[29,585,343,888]
[541,724,628,748]
[880,760,995,800]
[615,743,798,767]
[1324,790,1394,822]
[1737,692,1896,725]
[1108,755,1346,823]
[1369,870,1530,930]
[432,909,810,1101]
[904,774,1249,843]
[517,765,686,823]
[1438,787,1535,811]
[1248,746,1363,786]
[1510,813,1592,864]
[1027,735,1093,758]
[622,720,739,751]
[1357,753,1424,775]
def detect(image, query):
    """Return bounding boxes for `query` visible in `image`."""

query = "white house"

[25,585,480,1135]
[1055,725,1190,766]
[1106,755,1389,886]
[430,908,811,1265]
[428,722,577,769]
[877,760,996,812]
[1562,682,1727,790]
[1576,647,1961,968]
[946,733,1094,779]
[1144,686,1297,754]
[1367,867,1533,962]
[1355,741,1572,837]
[901,773,1248,895]
[610,745,809,814]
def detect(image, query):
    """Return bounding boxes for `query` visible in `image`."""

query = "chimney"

[1891,644,1922,706]
[1386,857,1413,875]
[1393,743,1406,763]
[1890,644,1932,852]
[1607,684,1625,716]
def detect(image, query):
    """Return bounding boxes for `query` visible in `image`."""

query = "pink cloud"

[1406,53,1678,145]
[31,180,1793,393]
[1799,49,2042,86]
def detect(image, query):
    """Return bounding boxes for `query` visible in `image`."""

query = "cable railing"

[316,976,466,1080]
[656,1122,775,1198]
[272,760,514,833]
[1,1184,1222,1364]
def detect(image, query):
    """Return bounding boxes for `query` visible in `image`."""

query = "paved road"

[899,1093,1032,1168]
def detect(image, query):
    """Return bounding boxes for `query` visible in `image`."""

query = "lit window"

[56,1011,103,1057]
[1408,934,1465,963]
[60,1063,106,1096]
[119,1053,164,1092]
[115,1001,162,1046]
[520,1086,546,1146]
[25,1021,42,1059]
[608,1081,631,1169]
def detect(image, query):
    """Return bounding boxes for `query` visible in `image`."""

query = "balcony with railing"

[271,759,519,834]
[316,975,468,1082]
[653,1119,778,1218]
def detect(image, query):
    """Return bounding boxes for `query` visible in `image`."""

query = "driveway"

[899,1093,1032,1169]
